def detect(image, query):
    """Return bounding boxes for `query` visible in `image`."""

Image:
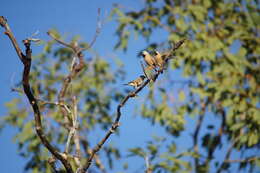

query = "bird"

[154,50,164,68]
[141,50,157,69]
[124,75,146,88]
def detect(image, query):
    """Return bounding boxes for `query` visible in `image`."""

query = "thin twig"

[163,38,187,58]
[216,136,241,173]
[0,16,73,173]
[224,156,259,163]
[37,99,72,113]
[216,142,235,173]
[10,87,23,93]
[0,16,24,62]
[145,155,152,173]
[80,138,106,173]
[71,97,82,168]
[87,148,106,173]
[81,8,102,51]
[47,30,85,126]
[47,9,102,124]
[65,96,78,153]
[193,100,207,172]
[218,107,226,136]
[47,31,74,49]
[73,131,82,167]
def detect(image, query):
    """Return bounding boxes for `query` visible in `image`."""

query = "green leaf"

[230,123,244,131]
[128,147,146,157]
[178,90,186,101]
[248,132,258,147]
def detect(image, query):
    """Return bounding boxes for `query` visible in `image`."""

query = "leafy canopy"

[111,0,260,172]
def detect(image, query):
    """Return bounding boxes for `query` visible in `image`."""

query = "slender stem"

[224,157,259,163]
[193,100,207,172]
[216,135,241,173]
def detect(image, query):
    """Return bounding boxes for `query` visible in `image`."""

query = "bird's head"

[141,50,149,57]
[154,50,160,56]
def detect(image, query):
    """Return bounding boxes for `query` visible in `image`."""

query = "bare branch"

[11,87,23,93]
[0,17,73,173]
[78,41,185,171]
[70,97,82,168]
[216,136,241,173]
[50,31,94,141]
[162,38,187,58]
[65,96,78,153]
[0,16,24,62]
[80,138,106,173]
[218,107,226,136]
[81,8,102,51]
[47,31,74,49]
[78,39,186,172]
[37,99,72,113]
[145,155,152,173]
[47,29,86,128]
[172,38,187,51]
[86,148,106,173]
[73,131,82,167]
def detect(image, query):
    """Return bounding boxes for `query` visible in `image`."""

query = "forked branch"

[0,16,73,173]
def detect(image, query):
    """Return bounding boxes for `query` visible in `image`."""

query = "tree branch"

[78,79,150,172]
[145,155,152,173]
[224,156,259,163]
[216,135,241,173]
[65,96,78,153]
[80,138,106,173]
[78,39,186,172]
[193,100,207,172]
[47,7,102,124]
[47,31,85,126]
[162,38,187,58]
[0,16,73,173]
[0,16,24,62]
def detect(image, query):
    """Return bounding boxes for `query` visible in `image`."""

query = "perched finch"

[154,50,164,68]
[141,50,157,69]
[124,75,146,88]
